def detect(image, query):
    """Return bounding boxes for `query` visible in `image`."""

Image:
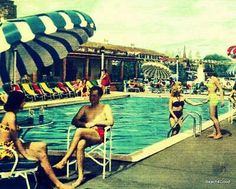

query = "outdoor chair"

[64,81,78,96]
[53,87,66,98]
[0,88,8,104]
[31,82,48,100]
[66,125,112,179]
[21,83,44,101]
[86,80,95,89]
[39,82,60,99]
[57,82,73,97]
[0,146,38,189]
[12,83,33,101]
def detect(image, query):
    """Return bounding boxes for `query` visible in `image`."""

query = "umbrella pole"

[13,48,17,84]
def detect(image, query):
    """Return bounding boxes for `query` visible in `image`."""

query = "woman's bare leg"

[72,139,86,188]
[54,128,100,169]
[25,142,74,189]
[209,105,222,139]
[169,117,182,136]
[169,118,177,136]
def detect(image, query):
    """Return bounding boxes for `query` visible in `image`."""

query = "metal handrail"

[228,102,236,124]
[167,111,202,137]
[184,111,202,135]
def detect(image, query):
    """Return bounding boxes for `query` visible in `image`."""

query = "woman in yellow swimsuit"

[0,91,73,189]
[205,72,224,139]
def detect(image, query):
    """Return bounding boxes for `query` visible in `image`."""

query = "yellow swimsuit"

[206,80,219,106]
[0,124,15,160]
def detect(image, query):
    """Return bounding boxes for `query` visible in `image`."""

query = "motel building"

[41,41,166,91]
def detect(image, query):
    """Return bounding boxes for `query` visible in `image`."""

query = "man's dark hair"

[90,86,103,96]
[4,91,25,112]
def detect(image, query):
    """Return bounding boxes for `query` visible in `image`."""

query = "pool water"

[17,97,229,154]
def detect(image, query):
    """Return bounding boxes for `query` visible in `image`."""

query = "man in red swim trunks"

[53,86,114,188]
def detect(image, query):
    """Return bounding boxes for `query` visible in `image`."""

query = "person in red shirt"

[100,69,111,93]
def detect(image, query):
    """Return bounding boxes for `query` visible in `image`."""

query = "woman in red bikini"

[53,86,114,187]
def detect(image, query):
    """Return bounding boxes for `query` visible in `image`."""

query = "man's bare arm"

[71,106,87,127]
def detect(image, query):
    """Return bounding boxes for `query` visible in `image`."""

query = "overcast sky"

[14,0,236,59]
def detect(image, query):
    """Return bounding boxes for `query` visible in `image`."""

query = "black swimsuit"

[169,100,184,119]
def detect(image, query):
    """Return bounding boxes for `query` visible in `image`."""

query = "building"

[59,41,167,90]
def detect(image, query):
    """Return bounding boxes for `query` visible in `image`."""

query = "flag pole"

[13,48,17,84]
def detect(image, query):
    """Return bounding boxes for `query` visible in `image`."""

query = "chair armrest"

[104,125,111,132]
[0,146,19,177]
[66,125,112,149]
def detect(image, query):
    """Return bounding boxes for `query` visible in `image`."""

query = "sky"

[14,0,236,59]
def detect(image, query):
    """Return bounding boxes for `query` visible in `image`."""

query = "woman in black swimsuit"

[169,83,205,136]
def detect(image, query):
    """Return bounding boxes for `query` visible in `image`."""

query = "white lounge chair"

[0,146,38,189]
[66,125,112,179]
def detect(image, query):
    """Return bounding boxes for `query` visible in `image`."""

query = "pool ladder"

[167,111,202,137]
[228,102,236,124]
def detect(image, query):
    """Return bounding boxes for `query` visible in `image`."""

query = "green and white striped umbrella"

[226,64,236,75]
[142,62,171,80]
[0,10,96,83]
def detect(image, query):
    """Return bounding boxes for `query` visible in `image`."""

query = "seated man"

[54,86,114,187]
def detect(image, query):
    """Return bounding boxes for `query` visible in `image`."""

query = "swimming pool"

[16,96,229,155]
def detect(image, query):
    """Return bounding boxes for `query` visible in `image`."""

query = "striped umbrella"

[0,10,96,83]
[142,62,171,80]
[226,64,236,75]
[227,45,236,59]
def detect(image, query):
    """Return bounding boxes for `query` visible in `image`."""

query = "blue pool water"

[15,97,229,154]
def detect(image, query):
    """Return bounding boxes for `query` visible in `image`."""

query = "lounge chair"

[57,82,73,97]
[21,83,44,101]
[53,87,66,98]
[66,125,112,179]
[39,82,59,99]
[64,81,79,96]
[0,146,38,189]
[11,83,33,101]
[0,88,8,104]
[31,82,48,99]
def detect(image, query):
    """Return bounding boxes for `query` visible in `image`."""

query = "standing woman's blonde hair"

[170,82,182,97]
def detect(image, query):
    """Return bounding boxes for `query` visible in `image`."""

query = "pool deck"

[1,92,236,188]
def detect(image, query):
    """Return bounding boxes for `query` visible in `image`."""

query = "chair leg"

[23,173,31,189]
[66,161,70,178]
[102,140,107,179]
[33,173,38,189]
[109,134,112,172]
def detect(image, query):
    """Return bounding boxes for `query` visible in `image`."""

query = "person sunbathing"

[53,86,114,187]
[0,91,74,189]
